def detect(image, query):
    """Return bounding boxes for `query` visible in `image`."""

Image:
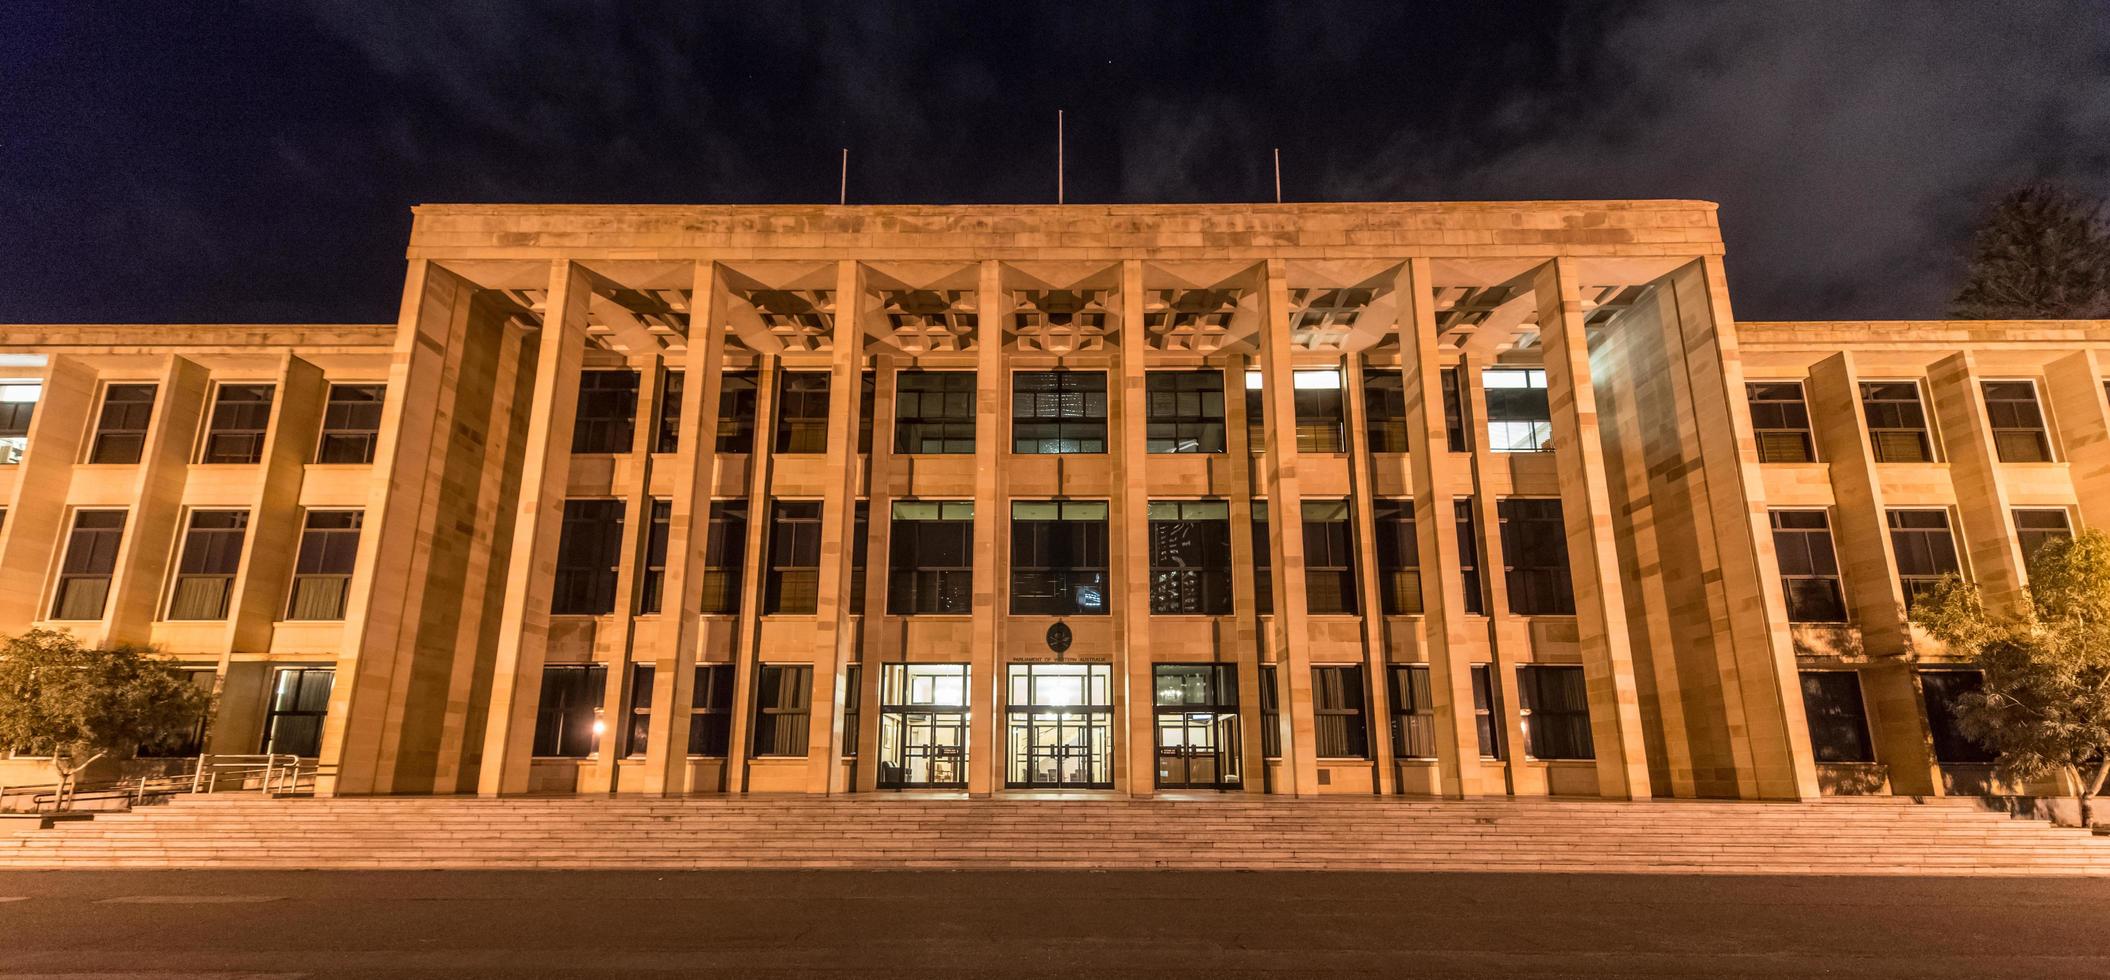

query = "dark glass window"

[201,384,274,464]
[1251,501,1273,615]
[653,370,684,454]
[718,371,760,453]
[690,664,735,756]
[1248,369,1348,453]
[1364,368,1410,453]
[1861,381,1933,463]
[1010,501,1110,615]
[625,665,655,756]
[286,510,362,621]
[1483,369,1551,452]
[1520,665,1593,760]
[315,384,385,464]
[1312,665,1369,759]
[1798,670,1874,763]
[52,510,125,620]
[1456,499,1484,615]
[89,384,155,465]
[1470,664,1502,759]
[701,501,747,615]
[1013,371,1107,454]
[0,382,39,463]
[260,667,334,757]
[1259,665,1282,759]
[887,501,975,614]
[1498,498,1575,615]
[1146,370,1226,454]
[1302,500,1358,615]
[1440,367,1470,453]
[1770,510,1847,623]
[167,510,248,621]
[773,371,827,453]
[752,664,812,757]
[637,500,671,615]
[1983,380,2052,462]
[2014,508,2074,565]
[841,663,862,758]
[532,664,606,758]
[1373,499,1422,615]
[571,370,639,454]
[857,371,876,454]
[1919,669,1995,764]
[1747,381,1815,463]
[894,371,976,454]
[765,500,824,614]
[1148,500,1232,615]
[1389,665,1436,759]
[1888,508,1960,612]
[552,499,625,615]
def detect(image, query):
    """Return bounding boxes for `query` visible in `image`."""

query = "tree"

[1951,181,2110,320]
[0,629,212,810]
[1915,531,2110,828]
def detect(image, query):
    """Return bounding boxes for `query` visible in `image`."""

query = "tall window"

[887,501,974,614]
[315,383,385,464]
[1888,508,1960,612]
[1798,670,1874,763]
[1498,498,1574,615]
[773,371,827,453]
[571,370,638,454]
[167,510,248,621]
[260,667,334,757]
[842,663,862,758]
[1519,665,1592,760]
[552,499,624,615]
[856,370,876,454]
[1483,368,1551,452]
[286,510,362,621]
[850,501,870,612]
[1455,499,1484,615]
[1245,369,1348,453]
[690,664,735,755]
[653,370,684,453]
[636,500,671,615]
[201,384,274,464]
[894,371,976,454]
[765,501,823,615]
[1013,371,1107,454]
[1470,664,1502,759]
[714,371,760,453]
[1148,500,1232,615]
[89,384,155,465]
[1010,501,1110,615]
[0,381,38,464]
[1259,665,1282,759]
[1440,367,1469,453]
[1861,381,1933,463]
[532,664,606,758]
[1302,500,1358,615]
[52,510,125,620]
[1251,501,1273,615]
[1372,499,1422,615]
[1146,370,1225,454]
[1983,380,2052,462]
[1919,669,1995,764]
[1770,510,1847,623]
[752,664,813,757]
[2014,508,2074,565]
[1312,665,1369,759]
[1747,381,1816,463]
[625,665,655,756]
[1389,665,1435,759]
[1364,368,1409,453]
[701,501,747,615]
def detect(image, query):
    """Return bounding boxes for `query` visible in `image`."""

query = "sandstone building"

[2,201,2103,804]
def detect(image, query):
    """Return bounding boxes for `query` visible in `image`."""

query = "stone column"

[583,356,661,795]
[1115,258,1157,796]
[853,355,899,793]
[1223,352,1269,794]
[811,259,866,793]
[2044,351,2110,531]
[968,259,1005,797]
[723,355,782,792]
[1255,258,1321,797]
[1928,350,2027,608]
[224,356,326,656]
[1459,351,1529,795]
[1341,354,1398,794]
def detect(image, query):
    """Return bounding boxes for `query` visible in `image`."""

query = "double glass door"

[879,664,969,788]
[1153,664,1243,790]
[1006,663,1113,789]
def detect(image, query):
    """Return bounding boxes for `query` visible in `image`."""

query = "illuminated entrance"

[1153,664,1242,790]
[878,664,969,789]
[1005,663,1113,789]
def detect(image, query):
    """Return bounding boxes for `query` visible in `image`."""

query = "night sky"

[4,1,2106,325]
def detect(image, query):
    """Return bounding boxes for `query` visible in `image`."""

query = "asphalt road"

[0,870,2106,978]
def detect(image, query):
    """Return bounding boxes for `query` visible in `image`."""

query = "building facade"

[1,202,2103,803]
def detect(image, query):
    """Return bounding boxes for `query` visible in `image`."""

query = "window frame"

[570,370,640,455]
[198,383,275,465]
[1981,378,2054,463]
[1860,380,1936,464]
[886,500,975,615]
[1769,509,1848,624]
[892,371,976,455]
[751,664,813,758]
[314,382,386,465]
[87,382,157,466]
[1311,664,1370,759]
[1146,500,1233,615]
[1009,500,1111,616]
[1011,370,1108,455]
[1145,369,1227,454]
[284,509,363,621]
[551,498,626,616]
[50,509,126,621]
[1798,669,1876,764]
[1746,380,1817,464]
[1497,497,1576,616]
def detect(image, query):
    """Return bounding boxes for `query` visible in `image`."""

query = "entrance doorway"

[1005,663,1113,789]
[878,664,969,788]
[1153,664,1243,790]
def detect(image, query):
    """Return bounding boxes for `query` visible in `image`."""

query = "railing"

[189,754,311,795]
[1,754,319,814]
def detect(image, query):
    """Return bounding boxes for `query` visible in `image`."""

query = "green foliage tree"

[0,629,212,809]
[1951,181,2110,320]
[1915,531,2110,828]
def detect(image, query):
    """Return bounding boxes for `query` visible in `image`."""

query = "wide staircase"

[3,795,2107,874]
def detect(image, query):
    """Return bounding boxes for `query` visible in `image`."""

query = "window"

[1919,669,1995,764]
[1888,509,1960,612]
[1364,368,1409,453]
[532,664,605,758]
[552,499,624,615]
[894,371,976,454]
[315,383,385,464]
[1010,500,1110,615]
[285,510,362,621]
[1498,498,1574,615]
[765,501,823,614]
[1519,665,1592,760]
[167,510,248,621]
[571,370,638,454]
[2014,508,2074,565]
[0,382,39,463]
[856,370,877,454]
[625,665,655,756]
[1456,499,1485,616]
[881,664,972,788]
[637,500,671,615]
[200,384,273,464]
[1470,664,1502,759]
[1770,510,1847,623]
[1983,380,2052,462]
[717,371,760,453]
[1013,371,1106,454]
[1373,499,1422,615]
[841,664,862,758]
[887,501,974,614]
[690,664,735,756]
[1747,381,1816,463]
[700,501,747,615]
[89,384,155,465]
[260,667,334,757]
[1798,670,1874,763]
[1146,370,1226,454]
[1483,369,1551,452]
[653,370,684,454]
[773,371,827,453]
[850,500,870,612]
[752,664,812,757]
[1244,369,1348,453]
[1259,665,1282,759]
[1389,665,1435,759]
[1148,500,1232,615]
[1861,381,1933,463]
[1251,501,1273,615]
[51,510,125,620]
[1440,367,1470,453]
[1302,500,1358,615]
[1312,665,1369,758]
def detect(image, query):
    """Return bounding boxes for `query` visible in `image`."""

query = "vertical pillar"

[853,355,899,793]
[224,356,326,656]
[1460,352,1530,795]
[2044,351,2110,532]
[582,356,661,795]
[0,355,112,628]
[1929,351,2028,608]
[1115,259,1157,796]
[968,259,1005,797]
[1256,259,1321,796]
[723,355,781,792]
[811,259,865,793]
[1223,352,1269,794]
[1341,354,1398,794]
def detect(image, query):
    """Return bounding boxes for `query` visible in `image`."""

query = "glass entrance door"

[1153,664,1242,790]
[878,664,969,788]
[1006,663,1113,789]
